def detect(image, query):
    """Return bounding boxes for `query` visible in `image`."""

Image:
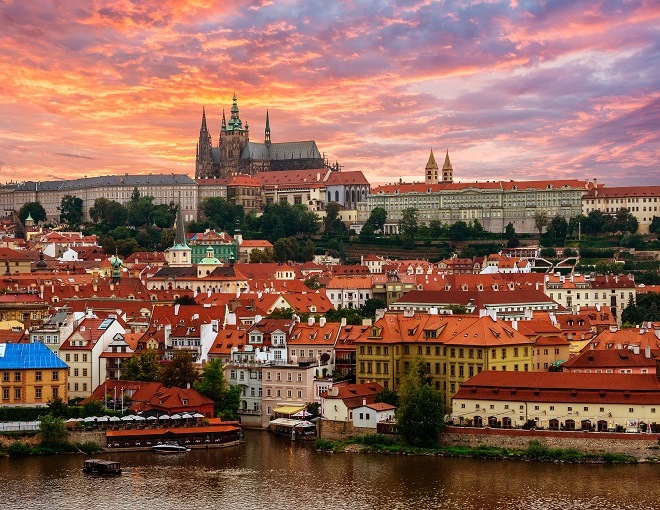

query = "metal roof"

[0,343,68,370]
[13,174,196,192]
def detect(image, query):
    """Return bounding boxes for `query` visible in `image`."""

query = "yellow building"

[0,343,68,405]
[355,312,534,406]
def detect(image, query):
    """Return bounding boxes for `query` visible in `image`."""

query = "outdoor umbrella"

[146,416,158,421]
[158,415,170,420]
[83,416,98,423]
[292,410,312,418]
[133,415,146,421]
[181,413,193,419]
[170,414,182,420]
[121,415,134,422]
[97,416,109,423]
[192,413,204,418]
[109,416,121,423]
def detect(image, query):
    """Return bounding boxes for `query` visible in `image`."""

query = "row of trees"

[622,293,660,325]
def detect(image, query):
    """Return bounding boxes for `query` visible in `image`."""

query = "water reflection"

[0,431,657,510]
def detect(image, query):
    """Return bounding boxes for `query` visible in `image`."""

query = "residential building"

[563,346,658,375]
[59,314,125,399]
[320,381,383,422]
[582,185,660,234]
[352,402,396,429]
[452,370,660,431]
[326,276,373,309]
[0,343,68,405]
[355,311,535,405]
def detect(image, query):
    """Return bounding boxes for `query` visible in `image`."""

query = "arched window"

[335,191,339,202]
[328,192,331,202]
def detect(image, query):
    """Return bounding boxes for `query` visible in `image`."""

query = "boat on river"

[82,459,122,475]
[152,440,191,453]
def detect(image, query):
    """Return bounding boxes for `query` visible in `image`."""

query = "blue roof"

[0,343,68,370]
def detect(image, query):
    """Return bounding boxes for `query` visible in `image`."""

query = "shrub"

[75,441,103,454]
[7,441,32,457]
[315,439,334,451]
[526,440,550,459]
[359,434,396,447]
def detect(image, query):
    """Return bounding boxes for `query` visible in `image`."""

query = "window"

[82,354,88,362]
[74,368,79,377]
[287,373,292,381]
[14,389,21,400]
[2,372,9,383]
[52,387,59,399]
[297,373,302,382]
[583,407,589,412]
[2,388,8,399]
[14,372,21,382]
[35,371,42,382]
[629,408,634,413]
[52,371,59,381]
[82,368,88,377]
[287,390,292,398]
[297,390,302,399]
[74,383,79,391]
[550,406,554,411]
[534,405,539,411]
[74,354,79,362]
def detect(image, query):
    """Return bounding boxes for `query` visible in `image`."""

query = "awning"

[273,406,305,416]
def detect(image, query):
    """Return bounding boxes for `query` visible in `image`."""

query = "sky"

[0,0,658,187]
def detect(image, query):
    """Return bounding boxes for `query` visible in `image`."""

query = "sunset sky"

[0,0,658,187]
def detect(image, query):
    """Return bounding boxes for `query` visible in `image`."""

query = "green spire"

[265,109,271,145]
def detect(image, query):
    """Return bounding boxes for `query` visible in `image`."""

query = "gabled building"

[59,313,125,399]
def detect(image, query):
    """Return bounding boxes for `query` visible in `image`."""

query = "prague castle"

[195,93,337,179]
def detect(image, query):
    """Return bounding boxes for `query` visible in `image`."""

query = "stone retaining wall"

[68,430,106,447]
[319,419,375,440]
[442,427,660,459]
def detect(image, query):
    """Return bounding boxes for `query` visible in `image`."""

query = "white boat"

[151,440,191,453]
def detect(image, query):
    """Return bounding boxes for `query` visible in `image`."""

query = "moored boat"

[82,459,122,475]
[151,440,191,453]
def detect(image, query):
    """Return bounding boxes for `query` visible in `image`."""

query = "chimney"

[429,307,438,315]
[403,308,414,318]
[308,316,315,326]
[654,326,660,340]
[609,325,618,333]
[362,398,366,407]
[319,317,326,327]
[174,304,180,316]
[511,320,518,331]
[645,345,651,358]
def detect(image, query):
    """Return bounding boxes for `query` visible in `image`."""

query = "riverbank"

[316,434,660,463]
[0,431,102,457]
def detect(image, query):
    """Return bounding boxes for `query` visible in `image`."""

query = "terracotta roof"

[563,348,659,370]
[454,370,660,405]
[583,186,660,199]
[325,171,370,186]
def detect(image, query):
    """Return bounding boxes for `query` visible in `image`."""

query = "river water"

[0,431,658,510]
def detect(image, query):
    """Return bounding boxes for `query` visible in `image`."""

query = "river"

[0,431,658,510]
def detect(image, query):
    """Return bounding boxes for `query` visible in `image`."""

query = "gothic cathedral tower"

[195,107,214,179]
[219,92,250,177]
[442,150,453,183]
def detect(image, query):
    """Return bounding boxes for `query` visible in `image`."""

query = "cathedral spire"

[265,109,271,145]
[425,149,439,184]
[195,107,214,179]
[442,150,454,183]
[229,91,242,130]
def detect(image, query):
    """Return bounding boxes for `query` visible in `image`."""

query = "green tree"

[200,197,244,231]
[363,206,387,234]
[360,298,386,318]
[621,294,639,326]
[304,275,321,289]
[161,351,198,388]
[505,222,516,240]
[151,203,176,228]
[375,388,399,407]
[59,195,83,227]
[613,208,638,235]
[305,402,321,418]
[47,396,69,418]
[302,239,315,262]
[448,220,471,241]
[19,202,47,224]
[127,195,155,227]
[650,216,660,234]
[428,220,446,238]
[81,399,105,417]
[267,308,296,319]
[122,349,163,382]
[534,210,549,236]
[358,221,375,240]
[89,198,128,229]
[324,306,364,325]
[39,414,67,448]
[395,357,445,447]
[274,237,299,263]
[249,248,275,263]
[399,207,419,242]
[323,202,347,235]
[194,359,241,420]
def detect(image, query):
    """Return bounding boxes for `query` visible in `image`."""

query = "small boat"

[151,440,191,453]
[82,459,122,475]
